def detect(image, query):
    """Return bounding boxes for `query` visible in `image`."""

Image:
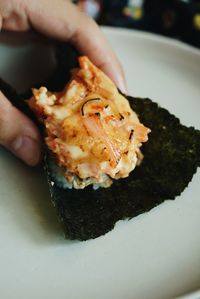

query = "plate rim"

[102,26,200,299]
[0,26,200,299]
[102,26,200,58]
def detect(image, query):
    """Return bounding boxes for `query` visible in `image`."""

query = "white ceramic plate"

[0,28,200,299]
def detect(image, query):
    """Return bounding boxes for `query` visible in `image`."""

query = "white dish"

[0,28,200,299]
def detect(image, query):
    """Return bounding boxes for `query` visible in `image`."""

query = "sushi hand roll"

[29,56,150,189]
[1,67,199,240]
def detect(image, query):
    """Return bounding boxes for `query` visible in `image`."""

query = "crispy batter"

[29,57,150,188]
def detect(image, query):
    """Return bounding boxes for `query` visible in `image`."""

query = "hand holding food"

[0,0,126,165]
[0,1,199,241]
[1,45,200,240]
[29,56,150,189]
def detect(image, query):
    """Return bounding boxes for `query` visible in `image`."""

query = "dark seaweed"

[81,98,101,116]
[20,43,79,99]
[129,97,200,198]
[45,44,200,240]
[37,43,79,94]
[46,96,200,240]
[0,77,36,121]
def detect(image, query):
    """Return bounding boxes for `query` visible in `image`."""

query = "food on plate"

[45,95,200,240]
[1,44,200,240]
[29,56,150,189]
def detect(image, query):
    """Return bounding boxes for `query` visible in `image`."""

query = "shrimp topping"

[29,56,150,189]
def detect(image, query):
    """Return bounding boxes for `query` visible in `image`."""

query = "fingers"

[0,12,2,30]
[26,0,127,93]
[0,0,30,31]
[0,91,41,166]
[70,17,127,94]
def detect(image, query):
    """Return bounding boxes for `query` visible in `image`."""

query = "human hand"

[0,0,126,166]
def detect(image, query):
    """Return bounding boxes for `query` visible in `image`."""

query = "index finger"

[26,0,127,93]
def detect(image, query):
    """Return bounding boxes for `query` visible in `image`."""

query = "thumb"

[0,91,41,166]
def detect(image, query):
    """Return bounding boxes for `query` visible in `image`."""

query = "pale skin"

[0,0,127,166]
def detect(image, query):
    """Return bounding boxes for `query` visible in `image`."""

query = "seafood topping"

[29,56,150,189]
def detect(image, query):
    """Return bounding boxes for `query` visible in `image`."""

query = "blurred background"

[73,0,200,48]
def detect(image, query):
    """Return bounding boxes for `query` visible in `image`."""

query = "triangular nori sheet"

[43,44,200,240]
[45,96,200,240]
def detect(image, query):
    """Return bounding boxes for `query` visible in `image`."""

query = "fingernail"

[103,62,128,95]
[117,79,128,95]
[10,136,41,166]
[111,69,128,95]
